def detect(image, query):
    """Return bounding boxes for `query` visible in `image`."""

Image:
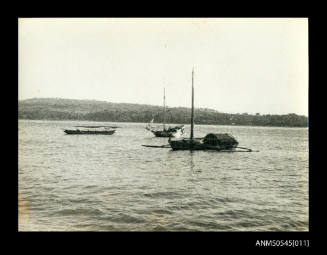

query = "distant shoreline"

[18,118,308,128]
[18,98,308,128]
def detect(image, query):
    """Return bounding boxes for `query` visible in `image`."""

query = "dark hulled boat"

[168,68,239,151]
[168,133,238,151]
[148,125,184,138]
[146,88,184,138]
[64,126,116,135]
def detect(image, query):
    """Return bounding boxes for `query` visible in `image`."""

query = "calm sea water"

[18,120,308,231]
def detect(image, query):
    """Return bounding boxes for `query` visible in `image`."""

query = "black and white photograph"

[18,18,309,233]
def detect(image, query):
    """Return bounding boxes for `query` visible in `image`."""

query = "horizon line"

[18,96,308,117]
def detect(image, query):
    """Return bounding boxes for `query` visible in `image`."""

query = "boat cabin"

[203,133,239,149]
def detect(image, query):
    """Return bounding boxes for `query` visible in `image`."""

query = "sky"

[18,18,308,116]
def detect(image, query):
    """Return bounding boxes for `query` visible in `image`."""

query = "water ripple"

[18,120,309,231]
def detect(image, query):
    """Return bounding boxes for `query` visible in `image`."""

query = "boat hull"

[152,128,183,138]
[64,130,116,135]
[169,138,204,150]
[169,138,237,151]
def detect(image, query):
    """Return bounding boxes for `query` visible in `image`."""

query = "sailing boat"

[146,88,184,138]
[168,68,239,151]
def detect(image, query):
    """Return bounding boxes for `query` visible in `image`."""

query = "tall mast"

[190,68,194,141]
[163,87,166,130]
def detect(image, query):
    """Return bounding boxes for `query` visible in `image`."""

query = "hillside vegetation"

[18,98,308,127]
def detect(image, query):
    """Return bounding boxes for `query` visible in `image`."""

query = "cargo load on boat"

[202,133,239,150]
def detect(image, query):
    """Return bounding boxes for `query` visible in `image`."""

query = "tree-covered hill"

[18,98,308,127]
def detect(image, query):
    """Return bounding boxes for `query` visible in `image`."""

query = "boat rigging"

[143,68,257,152]
[146,87,184,138]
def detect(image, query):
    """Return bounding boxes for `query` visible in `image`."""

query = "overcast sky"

[18,18,308,116]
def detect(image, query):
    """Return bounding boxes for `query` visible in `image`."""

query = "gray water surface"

[18,120,308,231]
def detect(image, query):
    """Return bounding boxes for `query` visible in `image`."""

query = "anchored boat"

[169,133,239,151]
[146,88,184,138]
[168,68,239,151]
[64,126,117,135]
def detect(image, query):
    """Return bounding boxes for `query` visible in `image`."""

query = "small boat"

[146,88,184,138]
[64,126,116,135]
[168,68,239,151]
[146,121,184,138]
[150,127,184,138]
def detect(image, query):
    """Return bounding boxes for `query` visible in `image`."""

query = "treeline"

[18,98,308,127]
